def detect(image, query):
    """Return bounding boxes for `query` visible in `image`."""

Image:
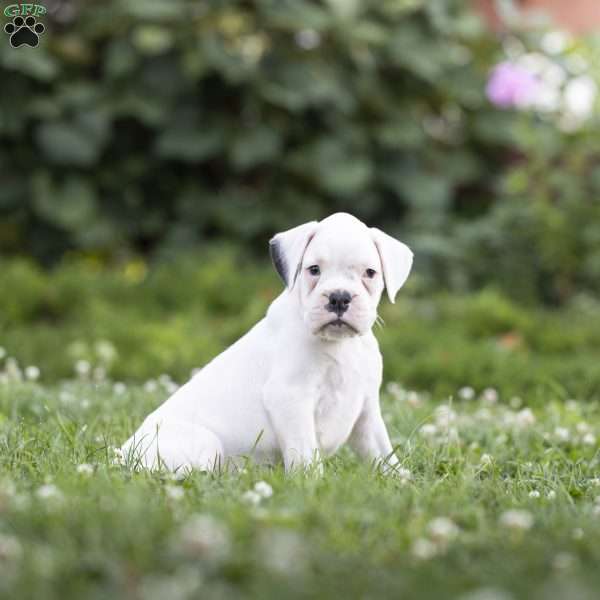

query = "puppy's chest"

[314,361,365,454]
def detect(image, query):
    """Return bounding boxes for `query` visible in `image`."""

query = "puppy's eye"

[365,268,377,279]
[308,265,321,276]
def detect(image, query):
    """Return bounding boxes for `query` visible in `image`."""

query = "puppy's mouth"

[320,318,359,334]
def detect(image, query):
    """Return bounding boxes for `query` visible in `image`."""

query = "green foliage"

[0,0,490,258]
[1,1,599,303]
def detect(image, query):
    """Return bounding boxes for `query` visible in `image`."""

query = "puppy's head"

[270,213,413,340]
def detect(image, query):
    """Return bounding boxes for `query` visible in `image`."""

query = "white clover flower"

[565,399,579,412]
[178,514,230,559]
[144,380,158,393]
[158,373,179,394]
[420,424,438,438]
[576,422,591,435]
[445,427,460,444]
[547,490,556,500]
[113,382,127,395]
[396,467,412,483]
[572,528,584,540]
[528,490,540,499]
[165,485,185,501]
[482,388,499,404]
[480,453,493,466]
[427,517,459,543]
[242,490,262,506]
[95,340,117,364]
[411,538,438,560]
[435,405,457,430]
[76,463,94,476]
[406,391,421,408]
[254,481,273,499]
[24,365,40,381]
[554,427,570,442]
[0,534,22,561]
[111,446,125,466]
[158,374,173,386]
[499,509,534,531]
[36,484,63,503]
[510,396,523,409]
[589,478,600,487]
[515,408,535,428]
[582,433,597,446]
[74,360,91,377]
[387,382,403,399]
[458,386,475,401]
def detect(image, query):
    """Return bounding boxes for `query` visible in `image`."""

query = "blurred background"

[1,0,600,400]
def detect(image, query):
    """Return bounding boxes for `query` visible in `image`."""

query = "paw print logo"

[4,16,45,48]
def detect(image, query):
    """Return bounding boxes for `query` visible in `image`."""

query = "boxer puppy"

[121,212,413,474]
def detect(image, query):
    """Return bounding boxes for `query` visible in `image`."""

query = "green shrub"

[0,0,498,261]
[1,0,599,304]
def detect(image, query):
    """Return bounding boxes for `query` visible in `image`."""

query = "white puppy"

[121,212,413,473]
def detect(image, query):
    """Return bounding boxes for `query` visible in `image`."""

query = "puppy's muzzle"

[326,290,352,318]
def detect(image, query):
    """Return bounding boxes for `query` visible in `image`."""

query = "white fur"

[121,213,413,474]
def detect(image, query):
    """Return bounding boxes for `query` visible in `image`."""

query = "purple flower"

[486,62,539,109]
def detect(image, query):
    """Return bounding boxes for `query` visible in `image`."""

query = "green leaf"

[230,127,281,170]
[287,139,372,196]
[155,128,223,162]
[1,48,59,81]
[35,123,100,166]
[32,173,98,232]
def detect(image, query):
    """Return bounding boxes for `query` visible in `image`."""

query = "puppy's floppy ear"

[370,227,413,303]
[269,221,319,289]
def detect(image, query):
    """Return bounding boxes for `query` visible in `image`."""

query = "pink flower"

[486,62,539,109]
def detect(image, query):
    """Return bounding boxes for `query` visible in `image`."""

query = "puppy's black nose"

[326,290,352,317]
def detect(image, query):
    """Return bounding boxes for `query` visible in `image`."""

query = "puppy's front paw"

[375,455,410,480]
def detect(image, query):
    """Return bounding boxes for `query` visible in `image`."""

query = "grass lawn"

[2,255,600,597]
[1,378,600,599]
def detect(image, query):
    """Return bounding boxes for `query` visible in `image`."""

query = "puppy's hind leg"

[123,420,225,475]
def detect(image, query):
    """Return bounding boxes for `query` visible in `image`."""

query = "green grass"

[3,251,600,400]
[1,379,600,599]
[2,253,600,597]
